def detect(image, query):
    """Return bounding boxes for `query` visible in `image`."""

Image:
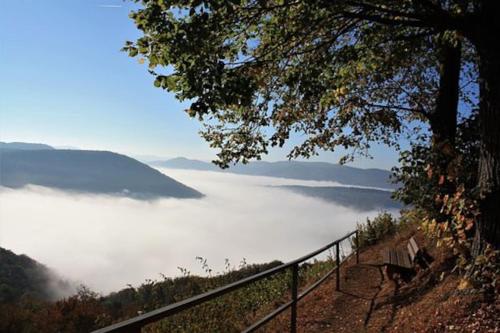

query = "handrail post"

[356,230,360,264]
[335,242,340,291]
[291,263,298,333]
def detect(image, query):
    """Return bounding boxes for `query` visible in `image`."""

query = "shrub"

[356,211,398,248]
[0,257,340,333]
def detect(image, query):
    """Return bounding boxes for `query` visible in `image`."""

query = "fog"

[0,169,393,295]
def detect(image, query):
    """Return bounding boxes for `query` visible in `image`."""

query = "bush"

[356,211,399,248]
[0,257,340,333]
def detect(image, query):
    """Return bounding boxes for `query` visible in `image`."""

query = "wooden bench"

[382,236,421,280]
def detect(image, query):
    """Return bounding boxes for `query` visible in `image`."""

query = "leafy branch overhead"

[124,0,476,167]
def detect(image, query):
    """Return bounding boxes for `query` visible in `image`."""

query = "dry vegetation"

[2,211,498,332]
[267,216,499,332]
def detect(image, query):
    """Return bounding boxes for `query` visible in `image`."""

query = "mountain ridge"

[152,157,396,189]
[0,149,202,199]
[0,142,55,150]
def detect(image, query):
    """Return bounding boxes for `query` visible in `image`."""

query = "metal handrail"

[92,230,359,333]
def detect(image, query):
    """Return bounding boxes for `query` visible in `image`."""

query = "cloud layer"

[0,169,392,295]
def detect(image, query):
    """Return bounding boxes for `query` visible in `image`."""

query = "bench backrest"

[407,236,420,262]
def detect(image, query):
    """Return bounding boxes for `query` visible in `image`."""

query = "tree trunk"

[426,42,461,224]
[475,49,500,249]
[470,2,500,250]
[429,42,461,147]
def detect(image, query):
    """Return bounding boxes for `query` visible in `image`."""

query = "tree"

[124,0,498,249]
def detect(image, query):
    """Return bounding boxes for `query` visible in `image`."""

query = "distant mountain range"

[152,157,397,189]
[0,142,55,151]
[0,143,202,199]
[276,185,401,211]
[0,142,399,205]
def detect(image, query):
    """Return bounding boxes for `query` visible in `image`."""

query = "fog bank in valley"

[0,169,394,295]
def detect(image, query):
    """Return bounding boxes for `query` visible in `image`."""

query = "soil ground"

[268,224,499,332]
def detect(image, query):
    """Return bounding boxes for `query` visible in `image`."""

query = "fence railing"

[92,230,359,333]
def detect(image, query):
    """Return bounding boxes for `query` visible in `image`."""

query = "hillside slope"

[0,149,202,199]
[272,225,499,332]
[1,223,497,332]
[0,247,70,302]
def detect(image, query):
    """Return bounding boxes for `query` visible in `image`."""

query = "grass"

[142,251,340,332]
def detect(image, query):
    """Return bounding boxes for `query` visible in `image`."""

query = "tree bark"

[470,2,500,250]
[429,43,461,147]
[425,42,461,224]
[476,50,500,249]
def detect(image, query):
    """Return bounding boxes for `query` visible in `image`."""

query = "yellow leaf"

[457,278,472,290]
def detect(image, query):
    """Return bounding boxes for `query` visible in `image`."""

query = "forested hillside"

[0,259,289,333]
[0,247,69,303]
[278,185,401,211]
[0,149,202,199]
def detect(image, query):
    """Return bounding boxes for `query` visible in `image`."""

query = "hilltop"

[0,142,54,151]
[0,144,202,199]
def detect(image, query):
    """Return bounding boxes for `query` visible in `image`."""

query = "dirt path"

[269,227,499,333]
[277,226,423,332]
[294,244,398,333]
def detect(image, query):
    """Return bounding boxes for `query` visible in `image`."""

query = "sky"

[0,0,401,169]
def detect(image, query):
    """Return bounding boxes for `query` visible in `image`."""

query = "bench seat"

[383,248,412,269]
[382,236,421,270]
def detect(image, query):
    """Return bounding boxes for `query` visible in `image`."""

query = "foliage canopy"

[125,1,500,251]
[124,0,478,167]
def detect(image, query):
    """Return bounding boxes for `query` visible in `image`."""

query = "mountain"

[0,142,54,150]
[0,247,70,302]
[152,157,396,189]
[276,185,402,211]
[0,149,202,199]
[132,154,171,163]
[155,157,220,171]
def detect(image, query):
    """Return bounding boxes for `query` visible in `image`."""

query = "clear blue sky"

[1,0,401,169]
